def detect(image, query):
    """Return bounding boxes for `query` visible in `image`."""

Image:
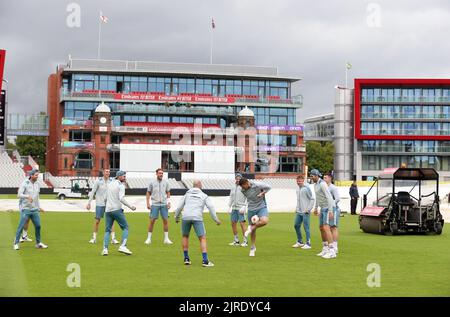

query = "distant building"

[46,58,306,178]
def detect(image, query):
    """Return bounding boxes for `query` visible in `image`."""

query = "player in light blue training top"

[174,180,221,267]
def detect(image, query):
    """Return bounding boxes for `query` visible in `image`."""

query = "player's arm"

[18,182,31,201]
[146,183,152,209]
[119,186,135,210]
[306,187,315,213]
[256,182,271,197]
[205,196,221,225]
[166,182,171,208]
[174,195,186,222]
[323,183,335,218]
[86,181,98,209]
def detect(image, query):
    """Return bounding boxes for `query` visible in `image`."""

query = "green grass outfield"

[0,211,449,297]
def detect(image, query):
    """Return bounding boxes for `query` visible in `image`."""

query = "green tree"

[14,136,47,170]
[305,141,334,174]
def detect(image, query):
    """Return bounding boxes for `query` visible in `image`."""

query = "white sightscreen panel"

[120,148,161,172]
[194,150,234,173]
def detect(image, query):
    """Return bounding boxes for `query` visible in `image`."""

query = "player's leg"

[229,210,239,245]
[195,221,212,266]
[330,207,340,253]
[249,229,257,256]
[293,213,304,247]
[239,216,248,246]
[181,220,191,265]
[14,210,31,249]
[90,216,101,244]
[102,212,114,255]
[116,209,131,255]
[111,222,119,245]
[29,210,46,249]
[161,205,172,244]
[317,209,328,256]
[301,213,311,249]
[253,207,269,230]
[145,206,158,244]
[20,218,32,242]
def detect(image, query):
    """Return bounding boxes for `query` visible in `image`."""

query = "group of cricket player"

[12,165,341,266]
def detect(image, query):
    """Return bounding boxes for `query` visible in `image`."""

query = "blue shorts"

[181,220,206,237]
[329,206,340,227]
[150,205,169,220]
[230,209,246,223]
[319,208,332,226]
[247,207,269,223]
[95,206,106,219]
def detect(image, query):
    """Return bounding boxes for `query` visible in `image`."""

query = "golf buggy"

[359,168,444,235]
[54,178,91,200]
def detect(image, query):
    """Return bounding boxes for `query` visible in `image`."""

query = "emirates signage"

[113,93,235,104]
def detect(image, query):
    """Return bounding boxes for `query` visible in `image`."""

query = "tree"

[305,141,334,174]
[14,136,47,170]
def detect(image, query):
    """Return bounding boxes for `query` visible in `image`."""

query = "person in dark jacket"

[349,181,359,215]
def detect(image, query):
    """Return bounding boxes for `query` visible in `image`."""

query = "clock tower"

[92,101,111,176]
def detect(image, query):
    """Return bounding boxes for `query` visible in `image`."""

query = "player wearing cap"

[13,169,48,250]
[102,171,136,256]
[227,173,248,247]
[310,169,337,259]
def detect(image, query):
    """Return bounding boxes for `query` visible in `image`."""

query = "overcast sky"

[1,0,450,121]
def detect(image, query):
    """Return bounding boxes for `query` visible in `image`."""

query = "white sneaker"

[111,238,120,245]
[102,248,108,256]
[164,239,173,245]
[13,244,19,250]
[292,242,304,248]
[35,242,48,249]
[301,244,312,250]
[244,226,253,239]
[249,247,256,257]
[316,248,327,257]
[89,238,96,244]
[144,238,152,245]
[118,245,132,255]
[202,261,215,267]
[229,240,240,246]
[240,241,248,247]
[322,250,336,259]
[20,236,32,243]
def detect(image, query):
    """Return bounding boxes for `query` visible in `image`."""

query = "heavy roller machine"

[359,168,444,235]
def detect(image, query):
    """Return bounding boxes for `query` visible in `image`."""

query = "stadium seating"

[0,151,48,188]
[262,178,298,189]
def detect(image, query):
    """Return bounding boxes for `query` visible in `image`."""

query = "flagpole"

[210,23,213,64]
[97,11,102,59]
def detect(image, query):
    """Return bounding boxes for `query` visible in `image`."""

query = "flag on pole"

[346,62,352,70]
[100,12,109,23]
[211,18,216,29]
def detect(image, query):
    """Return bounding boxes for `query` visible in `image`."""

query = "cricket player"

[86,169,119,244]
[292,174,314,249]
[174,180,221,267]
[324,173,340,254]
[145,168,172,245]
[240,178,271,257]
[13,169,48,250]
[227,173,248,247]
[311,169,337,259]
[102,170,136,256]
